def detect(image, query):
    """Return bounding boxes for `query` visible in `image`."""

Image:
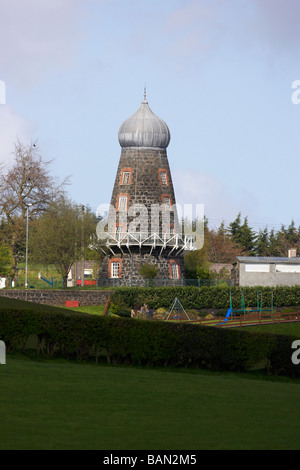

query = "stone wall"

[0,289,112,306]
[98,248,185,285]
[111,147,176,214]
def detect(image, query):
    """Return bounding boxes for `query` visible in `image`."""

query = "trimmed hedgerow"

[110,285,300,310]
[0,307,299,377]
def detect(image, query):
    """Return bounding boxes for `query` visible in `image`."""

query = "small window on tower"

[160,171,167,185]
[119,168,133,185]
[115,225,123,239]
[163,196,171,208]
[117,195,128,211]
[158,169,169,186]
[122,172,131,184]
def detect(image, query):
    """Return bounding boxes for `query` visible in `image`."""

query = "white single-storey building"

[237,250,300,287]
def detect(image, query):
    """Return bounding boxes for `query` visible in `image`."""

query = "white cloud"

[0,0,90,167]
[161,0,300,69]
[0,105,36,167]
[0,0,86,90]
[172,168,242,229]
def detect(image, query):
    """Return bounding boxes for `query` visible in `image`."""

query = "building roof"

[118,90,171,149]
[237,256,300,264]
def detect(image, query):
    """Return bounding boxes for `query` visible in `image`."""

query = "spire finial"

[143,85,148,103]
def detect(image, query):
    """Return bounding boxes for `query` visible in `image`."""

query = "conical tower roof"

[118,90,170,149]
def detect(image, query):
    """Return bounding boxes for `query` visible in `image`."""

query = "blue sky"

[0,0,300,233]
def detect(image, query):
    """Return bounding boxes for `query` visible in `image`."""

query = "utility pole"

[81,205,85,287]
[25,204,32,290]
[25,203,32,298]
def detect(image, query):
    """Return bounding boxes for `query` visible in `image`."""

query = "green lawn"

[244,323,300,336]
[1,297,300,450]
[0,296,78,314]
[63,305,106,315]
[1,354,300,450]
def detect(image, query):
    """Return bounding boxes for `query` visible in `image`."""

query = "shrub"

[109,302,132,318]
[139,263,159,280]
[1,306,300,377]
[110,285,300,311]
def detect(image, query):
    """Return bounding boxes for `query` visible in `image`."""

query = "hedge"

[0,307,300,378]
[110,285,300,310]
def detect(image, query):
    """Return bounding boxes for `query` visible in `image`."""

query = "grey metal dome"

[118,91,171,149]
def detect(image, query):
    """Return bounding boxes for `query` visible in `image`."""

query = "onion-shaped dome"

[118,91,171,149]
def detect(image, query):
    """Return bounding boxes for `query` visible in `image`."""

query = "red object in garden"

[76,280,97,286]
[65,301,79,307]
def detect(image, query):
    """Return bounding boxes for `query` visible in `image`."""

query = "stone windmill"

[98,90,194,284]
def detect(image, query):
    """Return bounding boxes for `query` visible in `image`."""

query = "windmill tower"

[98,90,194,284]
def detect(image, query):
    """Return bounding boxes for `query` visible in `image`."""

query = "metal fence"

[4,277,235,289]
[6,278,65,289]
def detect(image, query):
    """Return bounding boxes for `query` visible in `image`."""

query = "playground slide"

[221,308,232,324]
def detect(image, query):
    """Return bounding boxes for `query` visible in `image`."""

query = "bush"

[139,263,159,280]
[1,306,300,377]
[110,285,300,311]
[109,302,132,318]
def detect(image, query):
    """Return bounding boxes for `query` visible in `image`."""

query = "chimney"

[288,248,297,258]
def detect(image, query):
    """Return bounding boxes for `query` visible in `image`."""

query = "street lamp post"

[25,204,32,289]
[81,205,85,287]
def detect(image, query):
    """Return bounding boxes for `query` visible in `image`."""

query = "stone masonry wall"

[109,147,179,236]
[0,289,112,306]
[98,249,185,285]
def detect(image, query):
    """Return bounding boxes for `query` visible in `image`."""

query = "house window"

[117,194,129,211]
[84,269,93,279]
[111,262,120,278]
[119,168,133,185]
[109,258,122,278]
[170,261,180,279]
[275,264,300,273]
[158,169,169,186]
[245,264,270,273]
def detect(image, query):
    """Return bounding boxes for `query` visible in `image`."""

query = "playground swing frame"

[165,297,191,321]
[229,289,273,316]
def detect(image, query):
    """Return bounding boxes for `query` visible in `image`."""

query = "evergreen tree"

[228,212,242,246]
[239,217,257,255]
[228,213,256,255]
[256,227,270,256]
[268,228,281,256]
[217,221,227,237]
[286,220,298,246]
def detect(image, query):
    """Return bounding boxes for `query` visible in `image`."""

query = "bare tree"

[0,140,69,273]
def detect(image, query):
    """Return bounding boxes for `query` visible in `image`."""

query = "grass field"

[0,296,76,314]
[1,296,300,450]
[1,353,300,450]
